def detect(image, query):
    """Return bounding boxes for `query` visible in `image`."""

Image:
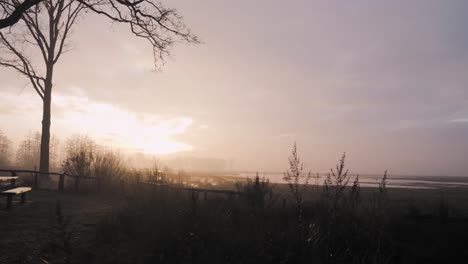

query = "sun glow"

[52,92,193,154]
[135,138,191,155]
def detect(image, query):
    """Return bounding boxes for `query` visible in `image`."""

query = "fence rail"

[142,181,240,195]
[0,169,96,179]
[0,168,95,191]
[0,168,240,197]
[0,168,66,176]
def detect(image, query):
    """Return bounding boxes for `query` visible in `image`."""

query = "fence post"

[190,190,199,217]
[58,173,65,192]
[34,172,38,189]
[9,170,18,188]
[33,166,38,189]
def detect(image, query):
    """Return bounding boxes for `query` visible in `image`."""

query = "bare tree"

[0,130,13,166]
[15,131,60,170]
[63,134,95,160]
[62,134,95,186]
[0,0,198,175]
[15,131,41,169]
[1,0,84,175]
[49,134,60,169]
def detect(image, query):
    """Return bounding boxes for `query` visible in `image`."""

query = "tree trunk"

[39,94,51,175]
[39,64,53,177]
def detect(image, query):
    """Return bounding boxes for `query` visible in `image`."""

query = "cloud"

[52,92,194,154]
[451,118,468,123]
[0,89,194,155]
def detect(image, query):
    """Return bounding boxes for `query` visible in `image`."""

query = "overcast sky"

[1,0,468,176]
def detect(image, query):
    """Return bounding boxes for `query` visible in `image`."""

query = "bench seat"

[0,176,19,181]
[1,187,32,210]
[0,176,18,188]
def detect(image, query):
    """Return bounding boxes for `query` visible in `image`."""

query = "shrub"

[93,150,126,191]
[236,172,274,209]
[283,143,311,231]
[323,152,351,212]
[144,161,165,183]
[62,135,95,179]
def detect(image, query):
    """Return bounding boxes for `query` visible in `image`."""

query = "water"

[232,172,468,189]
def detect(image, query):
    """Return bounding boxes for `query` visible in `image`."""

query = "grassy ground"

[1,183,468,263]
[0,189,122,263]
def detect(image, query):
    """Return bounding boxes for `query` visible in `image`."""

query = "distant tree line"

[0,130,95,171]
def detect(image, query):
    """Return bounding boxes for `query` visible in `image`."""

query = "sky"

[1,0,468,176]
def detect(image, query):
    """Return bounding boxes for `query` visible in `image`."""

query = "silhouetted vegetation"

[0,130,12,166]
[236,172,274,210]
[1,144,468,263]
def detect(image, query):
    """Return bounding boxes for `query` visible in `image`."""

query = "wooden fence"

[0,168,95,191]
[0,168,240,197]
[142,181,240,200]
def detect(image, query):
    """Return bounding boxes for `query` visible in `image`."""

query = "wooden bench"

[0,187,32,210]
[0,176,18,188]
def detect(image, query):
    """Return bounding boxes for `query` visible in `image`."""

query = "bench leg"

[6,194,13,210]
[21,193,26,204]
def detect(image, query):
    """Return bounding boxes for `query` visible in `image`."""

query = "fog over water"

[235,172,468,189]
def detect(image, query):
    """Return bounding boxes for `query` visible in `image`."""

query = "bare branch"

[54,1,83,63]
[78,0,199,66]
[3,0,198,67]
[22,11,49,62]
[114,0,144,7]
[0,0,42,29]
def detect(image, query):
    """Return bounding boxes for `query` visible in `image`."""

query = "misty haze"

[1,0,468,263]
